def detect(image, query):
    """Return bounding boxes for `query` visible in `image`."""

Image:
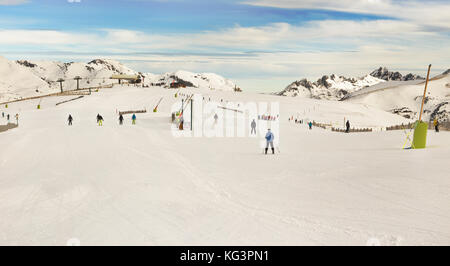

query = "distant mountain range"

[277,67,428,101]
[277,67,450,122]
[277,73,384,100]
[0,56,237,102]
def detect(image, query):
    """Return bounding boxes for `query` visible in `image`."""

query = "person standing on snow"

[15,114,19,125]
[132,114,137,125]
[119,114,124,125]
[7,114,10,122]
[214,113,219,125]
[434,119,440,132]
[68,115,73,126]
[265,129,275,155]
[251,119,257,135]
[308,121,313,130]
[346,120,351,133]
[2,112,4,118]
[179,116,184,130]
[97,114,104,126]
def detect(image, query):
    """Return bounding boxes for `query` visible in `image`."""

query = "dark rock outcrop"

[16,60,37,68]
[370,67,424,81]
[316,75,331,88]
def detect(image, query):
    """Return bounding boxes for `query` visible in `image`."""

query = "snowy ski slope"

[0,85,449,245]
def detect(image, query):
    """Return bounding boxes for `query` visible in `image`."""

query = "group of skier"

[1,112,19,125]
[209,114,275,154]
[249,118,277,154]
[66,113,137,126]
[290,118,304,124]
[290,117,351,132]
[289,116,314,130]
[259,115,278,121]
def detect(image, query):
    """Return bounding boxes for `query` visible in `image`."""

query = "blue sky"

[0,0,449,92]
[1,0,389,32]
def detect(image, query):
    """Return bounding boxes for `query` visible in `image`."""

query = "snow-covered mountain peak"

[370,67,424,81]
[144,70,238,91]
[0,56,239,102]
[86,59,136,75]
[277,73,385,100]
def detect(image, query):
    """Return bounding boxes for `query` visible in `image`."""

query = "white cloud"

[0,30,98,45]
[0,16,448,91]
[1,19,440,52]
[0,0,28,5]
[242,0,450,29]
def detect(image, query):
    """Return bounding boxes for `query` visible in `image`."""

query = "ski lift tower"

[57,78,65,93]
[74,76,82,90]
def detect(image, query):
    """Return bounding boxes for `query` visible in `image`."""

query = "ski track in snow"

[139,123,406,245]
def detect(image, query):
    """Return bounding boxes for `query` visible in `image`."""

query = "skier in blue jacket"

[265,129,275,154]
[132,114,137,125]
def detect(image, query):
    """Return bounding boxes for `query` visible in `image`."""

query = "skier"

[7,114,10,122]
[251,119,257,135]
[179,116,184,130]
[214,113,219,124]
[15,114,19,125]
[308,121,313,130]
[346,120,351,133]
[434,119,439,132]
[97,114,104,126]
[132,114,137,125]
[68,115,73,126]
[119,114,124,125]
[1,112,4,118]
[265,129,275,155]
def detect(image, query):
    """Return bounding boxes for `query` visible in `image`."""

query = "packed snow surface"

[0,85,449,246]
